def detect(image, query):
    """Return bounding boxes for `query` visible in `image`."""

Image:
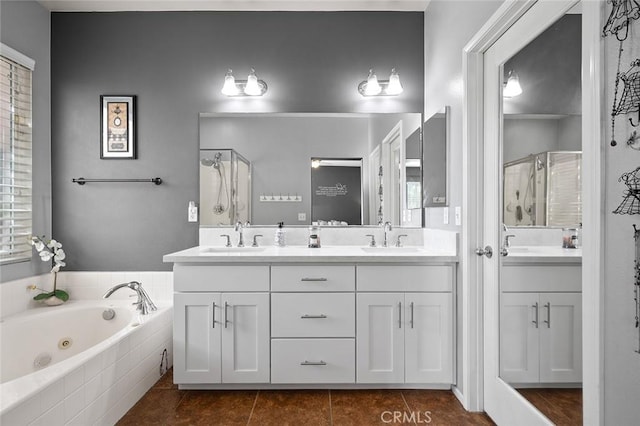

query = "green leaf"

[53,290,69,301]
[33,291,55,300]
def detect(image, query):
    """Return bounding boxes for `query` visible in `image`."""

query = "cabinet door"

[539,292,582,383]
[405,293,453,383]
[500,292,539,383]
[173,292,221,384]
[221,293,270,383]
[356,293,404,383]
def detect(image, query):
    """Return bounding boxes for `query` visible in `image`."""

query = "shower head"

[201,152,224,168]
[201,158,215,167]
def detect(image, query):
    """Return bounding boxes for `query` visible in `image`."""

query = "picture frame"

[100,95,136,159]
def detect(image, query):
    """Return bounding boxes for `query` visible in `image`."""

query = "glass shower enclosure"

[199,149,251,225]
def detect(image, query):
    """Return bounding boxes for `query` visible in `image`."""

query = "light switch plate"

[443,207,449,225]
[298,212,306,221]
[455,206,462,226]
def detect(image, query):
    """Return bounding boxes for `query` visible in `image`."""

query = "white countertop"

[163,245,459,264]
[502,246,582,264]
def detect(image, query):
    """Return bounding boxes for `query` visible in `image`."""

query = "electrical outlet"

[455,206,462,226]
[298,212,306,221]
[188,201,198,222]
[443,207,449,225]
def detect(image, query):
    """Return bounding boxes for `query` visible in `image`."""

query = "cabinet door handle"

[300,277,328,282]
[532,302,539,328]
[301,314,327,319]
[544,302,551,328]
[300,360,326,366]
[410,302,414,329]
[398,302,402,328]
[212,302,216,328]
[224,301,229,328]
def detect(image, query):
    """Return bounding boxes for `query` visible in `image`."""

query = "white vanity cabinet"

[500,264,582,384]
[356,265,454,384]
[173,265,270,384]
[270,265,356,384]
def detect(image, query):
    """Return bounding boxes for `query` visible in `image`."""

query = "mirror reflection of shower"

[199,149,251,225]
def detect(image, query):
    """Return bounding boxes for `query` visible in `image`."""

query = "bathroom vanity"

[499,247,582,385]
[164,243,457,389]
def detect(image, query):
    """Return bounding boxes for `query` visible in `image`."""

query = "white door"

[405,292,453,384]
[500,292,540,383]
[481,1,577,424]
[173,292,221,384]
[221,293,270,383]
[539,292,582,383]
[356,293,404,383]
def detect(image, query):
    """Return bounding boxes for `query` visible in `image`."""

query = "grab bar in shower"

[72,177,163,185]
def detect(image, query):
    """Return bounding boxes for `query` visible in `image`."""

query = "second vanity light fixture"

[358,68,404,97]
[221,68,268,97]
[503,70,523,98]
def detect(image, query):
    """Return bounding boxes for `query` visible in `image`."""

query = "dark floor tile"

[153,367,178,390]
[402,389,495,426]
[248,390,331,426]
[116,389,185,426]
[331,389,410,425]
[169,390,257,425]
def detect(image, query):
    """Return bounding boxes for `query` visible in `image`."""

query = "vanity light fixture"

[221,68,268,97]
[503,70,523,98]
[358,68,404,97]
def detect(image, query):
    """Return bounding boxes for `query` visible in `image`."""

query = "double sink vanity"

[164,227,457,389]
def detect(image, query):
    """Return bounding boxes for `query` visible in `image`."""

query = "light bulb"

[364,69,382,96]
[503,71,522,98]
[221,69,239,96]
[244,68,262,96]
[386,68,403,95]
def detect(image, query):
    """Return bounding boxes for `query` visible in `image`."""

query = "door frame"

[460,1,603,424]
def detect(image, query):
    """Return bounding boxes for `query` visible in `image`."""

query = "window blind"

[0,55,33,265]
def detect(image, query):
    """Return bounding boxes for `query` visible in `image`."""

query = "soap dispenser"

[308,225,321,248]
[275,222,286,247]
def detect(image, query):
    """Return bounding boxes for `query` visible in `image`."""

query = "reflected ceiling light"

[221,68,268,97]
[358,68,403,97]
[503,70,523,98]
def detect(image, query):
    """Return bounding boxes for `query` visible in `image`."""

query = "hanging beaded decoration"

[634,225,640,353]
[603,0,640,146]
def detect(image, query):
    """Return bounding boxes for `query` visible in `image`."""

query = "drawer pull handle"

[300,277,328,282]
[398,301,402,329]
[300,360,327,366]
[410,302,414,329]
[224,302,230,328]
[212,302,216,328]
[301,314,327,319]
[544,302,551,328]
[532,302,539,328]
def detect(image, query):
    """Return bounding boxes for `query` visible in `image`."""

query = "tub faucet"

[382,221,392,247]
[103,281,157,315]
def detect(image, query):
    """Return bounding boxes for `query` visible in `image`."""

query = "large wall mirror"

[199,113,443,227]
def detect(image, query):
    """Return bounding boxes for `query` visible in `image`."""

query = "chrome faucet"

[234,221,249,247]
[103,281,157,315]
[382,221,392,247]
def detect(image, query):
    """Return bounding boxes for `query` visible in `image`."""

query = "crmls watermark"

[380,410,432,424]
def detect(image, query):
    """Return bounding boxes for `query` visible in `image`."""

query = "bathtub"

[0,300,173,425]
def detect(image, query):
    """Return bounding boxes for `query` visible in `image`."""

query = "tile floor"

[518,388,582,426]
[117,369,495,425]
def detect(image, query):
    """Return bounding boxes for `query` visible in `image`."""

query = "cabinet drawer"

[271,293,355,337]
[271,265,355,292]
[271,339,355,383]
[357,265,453,292]
[501,265,581,292]
[174,265,269,292]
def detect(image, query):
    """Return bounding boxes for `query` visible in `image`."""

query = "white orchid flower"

[47,239,62,250]
[54,249,66,261]
[39,250,53,261]
[51,260,66,273]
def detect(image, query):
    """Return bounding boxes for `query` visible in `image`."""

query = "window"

[1,45,34,265]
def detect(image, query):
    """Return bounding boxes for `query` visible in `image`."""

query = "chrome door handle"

[301,314,327,319]
[475,246,493,258]
[224,301,229,328]
[532,302,539,328]
[300,360,326,366]
[544,302,551,328]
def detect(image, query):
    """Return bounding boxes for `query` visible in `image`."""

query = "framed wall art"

[100,95,136,159]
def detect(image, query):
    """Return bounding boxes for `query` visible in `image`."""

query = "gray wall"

[503,115,581,163]
[604,19,640,425]
[0,0,51,282]
[51,11,424,271]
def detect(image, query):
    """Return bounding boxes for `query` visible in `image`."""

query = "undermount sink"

[203,247,267,253]
[360,247,421,253]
